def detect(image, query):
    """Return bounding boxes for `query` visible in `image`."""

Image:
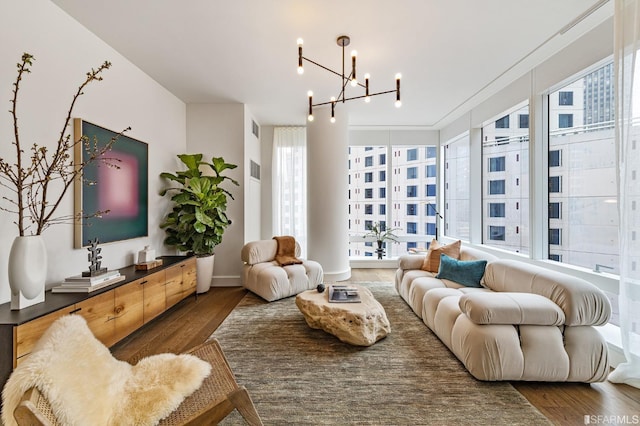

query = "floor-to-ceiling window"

[348,144,437,258]
[548,61,618,273]
[443,133,470,240]
[481,101,530,254]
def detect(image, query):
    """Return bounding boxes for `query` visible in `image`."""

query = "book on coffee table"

[328,285,361,303]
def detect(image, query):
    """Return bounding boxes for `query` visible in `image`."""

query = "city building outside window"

[549,176,562,193]
[489,156,506,172]
[495,115,510,128]
[489,180,506,194]
[407,166,418,179]
[548,60,617,273]
[559,91,574,105]
[489,225,506,241]
[349,145,437,258]
[425,184,436,197]
[519,114,529,128]
[444,133,470,240]
[482,101,529,254]
[489,203,505,217]
[549,150,562,167]
[426,164,436,177]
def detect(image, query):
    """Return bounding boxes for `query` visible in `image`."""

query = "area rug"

[210,282,551,425]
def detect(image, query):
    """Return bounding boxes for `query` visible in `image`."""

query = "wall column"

[307,108,351,281]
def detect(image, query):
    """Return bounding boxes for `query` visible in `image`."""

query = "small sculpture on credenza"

[82,238,108,277]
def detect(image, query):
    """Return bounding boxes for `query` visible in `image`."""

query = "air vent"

[252,120,259,138]
[250,160,260,180]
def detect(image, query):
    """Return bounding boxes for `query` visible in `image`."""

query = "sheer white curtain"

[272,127,307,256]
[609,0,640,388]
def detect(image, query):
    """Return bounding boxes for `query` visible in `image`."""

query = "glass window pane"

[482,101,529,254]
[444,134,470,240]
[548,60,617,272]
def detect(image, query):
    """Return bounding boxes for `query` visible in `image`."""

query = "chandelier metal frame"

[297,35,401,122]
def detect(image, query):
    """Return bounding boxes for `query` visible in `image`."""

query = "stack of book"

[51,270,125,293]
[328,285,361,303]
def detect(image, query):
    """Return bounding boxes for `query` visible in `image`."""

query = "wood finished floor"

[111,269,640,426]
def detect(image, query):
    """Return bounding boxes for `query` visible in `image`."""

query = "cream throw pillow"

[421,239,461,272]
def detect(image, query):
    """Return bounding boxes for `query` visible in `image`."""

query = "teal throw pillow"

[435,254,488,288]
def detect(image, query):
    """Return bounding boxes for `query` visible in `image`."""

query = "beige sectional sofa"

[395,247,612,382]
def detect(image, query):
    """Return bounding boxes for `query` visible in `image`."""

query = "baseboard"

[211,275,241,287]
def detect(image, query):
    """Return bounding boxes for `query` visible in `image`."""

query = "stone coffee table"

[295,284,390,346]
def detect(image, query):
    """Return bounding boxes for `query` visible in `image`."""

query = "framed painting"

[73,119,148,248]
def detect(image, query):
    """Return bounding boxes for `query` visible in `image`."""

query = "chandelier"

[297,35,401,122]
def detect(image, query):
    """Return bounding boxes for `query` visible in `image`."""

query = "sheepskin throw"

[273,235,303,266]
[1,315,211,426]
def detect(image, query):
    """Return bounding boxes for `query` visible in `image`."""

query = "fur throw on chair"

[1,315,211,426]
[273,235,303,266]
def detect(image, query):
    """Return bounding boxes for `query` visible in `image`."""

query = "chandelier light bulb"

[307,90,313,97]
[395,100,402,108]
[308,114,314,122]
[297,38,304,46]
[330,117,336,123]
[298,67,304,75]
[395,73,402,80]
[365,96,371,103]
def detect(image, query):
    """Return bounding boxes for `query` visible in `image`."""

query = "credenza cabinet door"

[183,258,197,295]
[165,264,184,309]
[14,306,76,366]
[76,290,116,347]
[113,280,144,343]
[143,270,166,323]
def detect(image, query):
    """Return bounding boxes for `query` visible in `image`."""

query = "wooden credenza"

[0,255,196,390]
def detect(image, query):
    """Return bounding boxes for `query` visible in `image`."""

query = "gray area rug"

[211,282,551,425]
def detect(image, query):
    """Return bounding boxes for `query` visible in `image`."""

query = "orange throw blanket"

[273,236,303,266]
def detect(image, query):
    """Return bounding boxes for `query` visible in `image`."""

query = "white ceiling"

[51,0,613,128]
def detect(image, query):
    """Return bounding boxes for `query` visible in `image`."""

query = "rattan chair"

[13,339,263,426]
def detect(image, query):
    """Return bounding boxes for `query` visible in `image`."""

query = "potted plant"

[0,53,128,310]
[364,222,401,259]
[160,154,238,293]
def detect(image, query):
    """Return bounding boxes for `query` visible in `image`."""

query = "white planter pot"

[196,254,214,294]
[9,235,47,310]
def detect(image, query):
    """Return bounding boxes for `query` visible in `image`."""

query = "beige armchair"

[241,239,323,301]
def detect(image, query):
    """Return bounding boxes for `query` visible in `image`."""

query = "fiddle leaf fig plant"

[159,154,238,257]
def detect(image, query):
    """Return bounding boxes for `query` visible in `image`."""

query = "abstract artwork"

[73,119,148,248]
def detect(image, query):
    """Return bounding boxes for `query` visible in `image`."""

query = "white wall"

[0,0,187,304]
[244,106,261,243]
[186,104,245,286]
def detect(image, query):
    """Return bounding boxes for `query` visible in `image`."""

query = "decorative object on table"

[0,53,129,310]
[328,285,361,303]
[51,275,125,293]
[82,238,107,277]
[137,245,156,264]
[363,221,401,260]
[296,35,402,123]
[316,283,325,293]
[160,154,238,294]
[73,119,148,248]
[134,258,164,271]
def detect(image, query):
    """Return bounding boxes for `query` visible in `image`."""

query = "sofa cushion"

[435,254,487,288]
[459,292,565,325]
[483,260,611,326]
[421,239,461,272]
[241,239,301,265]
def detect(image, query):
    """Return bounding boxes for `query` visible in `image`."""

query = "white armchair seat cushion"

[241,240,323,302]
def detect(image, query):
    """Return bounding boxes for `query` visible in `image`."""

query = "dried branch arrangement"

[0,53,130,236]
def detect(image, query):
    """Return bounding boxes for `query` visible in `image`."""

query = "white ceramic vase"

[196,254,214,294]
[9,235,47,310]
